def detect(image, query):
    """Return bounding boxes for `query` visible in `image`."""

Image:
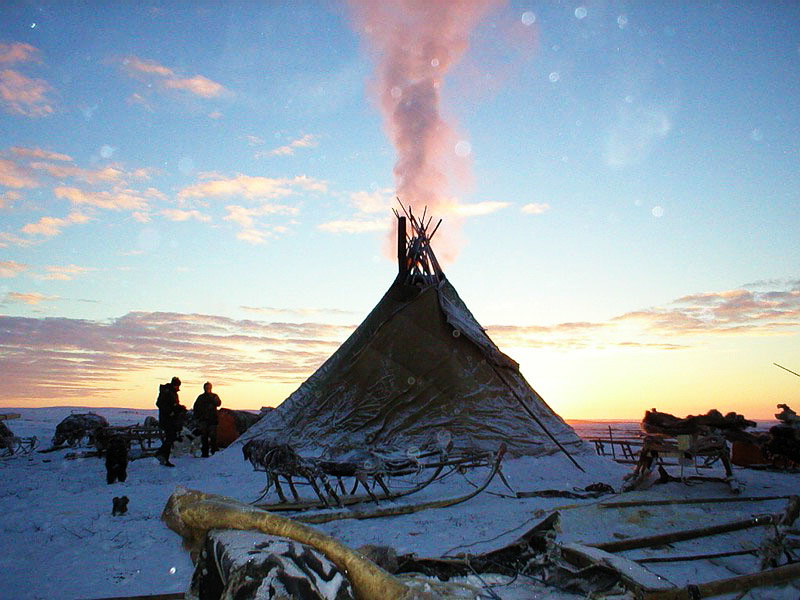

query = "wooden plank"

[600,494,793,509]
[0,413,21,420]
[561,543,675,594]
[592,515,775,553]
[643,561,800,600]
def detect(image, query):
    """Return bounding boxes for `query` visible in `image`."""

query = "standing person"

[155,376,184,467]
[193,381,221,458]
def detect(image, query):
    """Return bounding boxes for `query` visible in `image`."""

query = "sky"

[0,1,798,419]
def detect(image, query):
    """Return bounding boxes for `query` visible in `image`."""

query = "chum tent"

[241,208,586,467]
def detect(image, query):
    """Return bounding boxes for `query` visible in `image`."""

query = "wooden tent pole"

[490,365,585,472]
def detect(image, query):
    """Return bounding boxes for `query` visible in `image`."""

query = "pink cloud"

[53,186,150,211]
[4,291,55,305]
[160,208,211,222]
[36,264,94,281]
[21,211,90,237]
[179,174,326,201]
[0,260,28,278]
[10,146,72,162]
[0,68,54,117]
[120,55,228,99]
[265,133,319,157]
[30,162,125,184]
[0,42,40,64]
[0,158,39,188]
[123,56,174,78]
[163,75,225,98]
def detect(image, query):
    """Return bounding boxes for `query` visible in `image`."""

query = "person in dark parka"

[193,381,221,458]
[155,376,185,467]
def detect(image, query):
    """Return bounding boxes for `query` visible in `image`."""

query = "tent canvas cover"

[242,211,585,462]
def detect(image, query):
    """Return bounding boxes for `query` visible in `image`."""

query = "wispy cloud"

[160,208,211,223]
[163,75,225,98]
[0,260,28,278]
[0,68,54,117]
[31,162,126,185]
[0,158,39,188]
[0,42,40,64]
[34,264,94,281]
[120,55,228,99]
[318,188,393,234]
[615,285,800,335]
[0,311,354,402]
[3,291,56,305]
[54,186,150,211]
[261,133,319,157]
[521,202,551,215]
[1,189,21,209]
[0,232,36,248]
[10,146,72,162]
[178,174,327,201]
[20,211,90,237]
[489,280,800,352]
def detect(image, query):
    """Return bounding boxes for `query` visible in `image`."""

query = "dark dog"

[105,435,129,484]
[112,495,129,516]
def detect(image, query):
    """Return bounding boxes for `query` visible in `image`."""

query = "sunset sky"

[1,2,798,420]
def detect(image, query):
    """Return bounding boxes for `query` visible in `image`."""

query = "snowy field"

[1,407,798,599]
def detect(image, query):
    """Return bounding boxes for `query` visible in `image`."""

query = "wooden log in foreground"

[643,561,800,600]
[593,515,775,553]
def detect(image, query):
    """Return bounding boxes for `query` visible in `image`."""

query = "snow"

[1,407,798,599]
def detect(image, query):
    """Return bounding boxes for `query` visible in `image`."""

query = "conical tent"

[241,210,585,464]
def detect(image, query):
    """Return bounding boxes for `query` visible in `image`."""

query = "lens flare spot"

[521,11,536,26]
[390,86,402,100]
[169,567,176,575]
[99,145,115,159]
[617,15,628,29]
[431,58,440,68]
[750,128,764,142]
[575,7,587,19]
[549,72,560,82]
[652,206,664,218]
[454,141,471,157]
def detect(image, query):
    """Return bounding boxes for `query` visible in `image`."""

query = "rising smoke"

[348,0,502,256]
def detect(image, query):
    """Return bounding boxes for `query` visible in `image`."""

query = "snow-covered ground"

[1,407,798,599]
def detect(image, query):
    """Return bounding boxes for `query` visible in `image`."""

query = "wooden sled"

[251,445,503,511]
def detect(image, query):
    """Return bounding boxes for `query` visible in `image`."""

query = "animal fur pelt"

[190,529,355,600]
[642,408,757,441]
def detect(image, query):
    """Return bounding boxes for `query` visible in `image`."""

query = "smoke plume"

[348,0,502,229]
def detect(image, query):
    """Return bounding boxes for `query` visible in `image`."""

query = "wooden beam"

[561,543,676,595]
[599,494,793,509]
[643,561,800,600]
[593,515,775,553]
